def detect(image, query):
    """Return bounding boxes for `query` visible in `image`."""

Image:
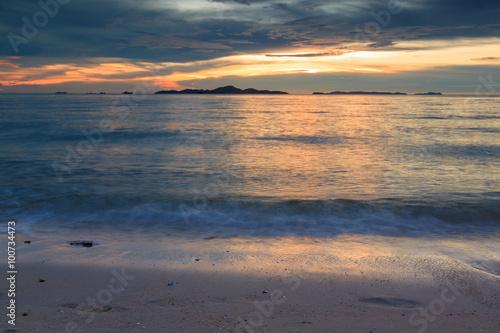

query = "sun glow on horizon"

[1,38,499,92]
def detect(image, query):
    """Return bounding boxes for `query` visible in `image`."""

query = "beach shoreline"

[3,233,499,333]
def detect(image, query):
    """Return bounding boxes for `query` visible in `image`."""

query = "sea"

[1,94,499,244]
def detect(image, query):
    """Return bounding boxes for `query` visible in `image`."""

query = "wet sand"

[3,234,500,332]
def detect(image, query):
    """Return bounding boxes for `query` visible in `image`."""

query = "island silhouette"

[52,88,443,96]
[312,91,443,96]
[415,92,443,95]
[314,91,407,95]
[155,85,288,95]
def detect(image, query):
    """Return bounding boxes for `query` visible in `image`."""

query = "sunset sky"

[1,0,499,94]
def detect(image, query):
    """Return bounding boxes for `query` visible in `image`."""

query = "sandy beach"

[3,232,499,333]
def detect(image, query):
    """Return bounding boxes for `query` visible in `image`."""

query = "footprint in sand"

[60,303,128,312]
[359,297,421,308]
[472,260,500,277]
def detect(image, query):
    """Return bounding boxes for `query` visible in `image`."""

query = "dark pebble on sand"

[69,241,94,247]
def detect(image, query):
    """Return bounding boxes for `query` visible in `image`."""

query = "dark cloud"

[367,40,395,48]
[1,0,499,63]
[471,57,500,61]
[211,0,268,5]
[265,51,344,57]
[129,34,233,51]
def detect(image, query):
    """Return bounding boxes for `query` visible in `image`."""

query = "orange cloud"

[0,59,20,68]
[1,37,499,91]
[151,38,500,86]
[0,61,150,87]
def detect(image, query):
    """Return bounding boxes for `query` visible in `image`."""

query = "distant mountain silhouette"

[415,92,443,95]
[155,85,288,95]
[54,91,67,94]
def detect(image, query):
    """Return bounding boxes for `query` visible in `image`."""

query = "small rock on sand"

[69,240,96,248]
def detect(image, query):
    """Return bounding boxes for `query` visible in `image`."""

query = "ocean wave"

[4,194,499,238]
[9,129,185,143]
[425,144,500,158]
[254,135,342,145]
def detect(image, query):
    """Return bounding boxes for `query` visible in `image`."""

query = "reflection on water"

[0,94,499,236]
[223,95,392,200]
